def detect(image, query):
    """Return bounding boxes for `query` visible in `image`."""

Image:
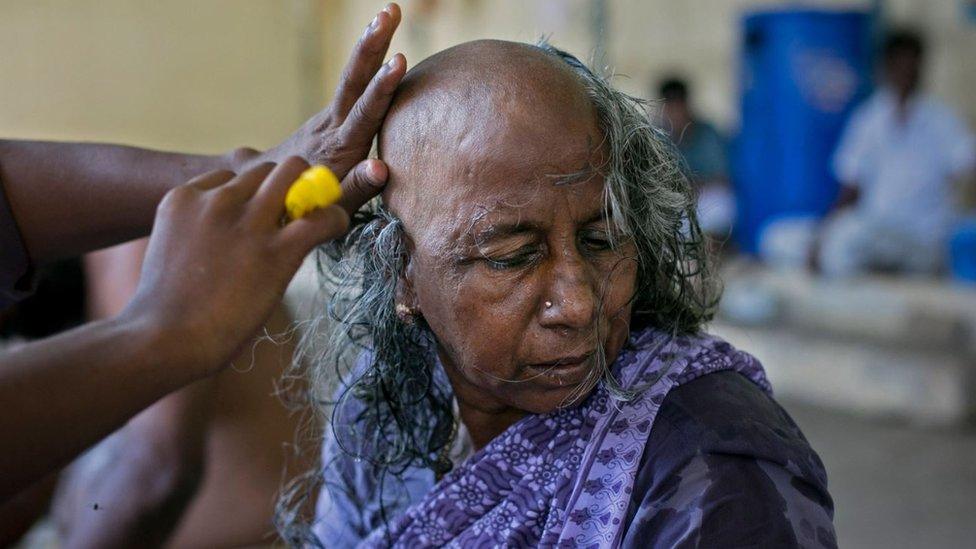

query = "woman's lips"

[525,352,596,386]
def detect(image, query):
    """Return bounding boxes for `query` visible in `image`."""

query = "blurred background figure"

[658,76,736,249]
[761,28,976,277]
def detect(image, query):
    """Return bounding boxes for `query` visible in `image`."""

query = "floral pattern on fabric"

[360,328,771,548]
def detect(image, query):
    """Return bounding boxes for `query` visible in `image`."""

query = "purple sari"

[350,328,771,548]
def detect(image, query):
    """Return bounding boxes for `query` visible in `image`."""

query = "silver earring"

[544,301,553,308]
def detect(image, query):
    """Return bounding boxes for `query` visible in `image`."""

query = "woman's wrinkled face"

[387,102,637,415]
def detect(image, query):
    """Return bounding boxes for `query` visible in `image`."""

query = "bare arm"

[0,141,253,265]
[0,311,201,501]
[0,2,406,503]
[0,472,59,546]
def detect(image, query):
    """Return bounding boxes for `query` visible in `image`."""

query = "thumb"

[336,158,388,216]
[278,204,351,262]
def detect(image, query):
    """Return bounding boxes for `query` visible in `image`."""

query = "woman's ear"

[391,216,422,322]
[395,260,418,309]
[394,249,421,322]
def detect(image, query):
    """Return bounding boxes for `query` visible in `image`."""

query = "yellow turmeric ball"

[284,165,343,220]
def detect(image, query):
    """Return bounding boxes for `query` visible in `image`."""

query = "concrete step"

[712,321,974,425]
[719,265,976,354]
[714,264,976,425]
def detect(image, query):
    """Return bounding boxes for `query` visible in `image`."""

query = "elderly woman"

[279,39,835,548]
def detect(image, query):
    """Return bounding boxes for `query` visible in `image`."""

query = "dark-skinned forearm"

[0,316,202,502]
[0,140,260,264]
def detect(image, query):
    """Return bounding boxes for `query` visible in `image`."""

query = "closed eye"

[579,229,615,252]
[483,247,541,270]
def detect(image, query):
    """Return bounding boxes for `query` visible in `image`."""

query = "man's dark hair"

[883,28,924,59]
[658,77,689,102]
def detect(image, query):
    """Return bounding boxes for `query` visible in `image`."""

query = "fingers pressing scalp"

[333,3,403,121]
[171,3,406,265]
[321,4,405,213]
[342,53,406,142]
[306,3,405,181]
[338,158,388,216]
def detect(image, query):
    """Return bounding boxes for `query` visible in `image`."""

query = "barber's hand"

[262,2,405,196]
[121,157,376,377]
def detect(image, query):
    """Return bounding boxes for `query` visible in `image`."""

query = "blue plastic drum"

[733,8,873,254]
[949,220,976,283]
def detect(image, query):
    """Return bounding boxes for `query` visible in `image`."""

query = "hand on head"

[0,4,409,502]
[267,2,404,202]
[126,4,407,378]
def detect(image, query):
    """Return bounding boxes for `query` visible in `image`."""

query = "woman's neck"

[437,353,527,450]
[455,399,526,450]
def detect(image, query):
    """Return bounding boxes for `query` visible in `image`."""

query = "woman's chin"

[515,369,602,414]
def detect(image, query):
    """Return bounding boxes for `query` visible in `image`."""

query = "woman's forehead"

[423,172,609,246]
[390,114,607,240]
[444,116,605,195]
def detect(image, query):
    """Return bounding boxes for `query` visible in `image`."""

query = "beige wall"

[0,0,312,153]
[320,0,597,107]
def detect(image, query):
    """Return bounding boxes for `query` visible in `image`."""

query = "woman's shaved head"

[379,39,602,235]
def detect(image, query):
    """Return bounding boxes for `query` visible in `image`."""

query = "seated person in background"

[47,239,309,547]
[277,39,835,548]
[658,76,735,245]
[762,29,976,277]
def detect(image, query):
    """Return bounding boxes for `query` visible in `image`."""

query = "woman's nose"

[539,254,597,331]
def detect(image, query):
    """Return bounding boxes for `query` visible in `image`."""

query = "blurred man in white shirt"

[762,29,976,277]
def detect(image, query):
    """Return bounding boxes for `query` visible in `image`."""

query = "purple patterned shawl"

[359,328,771,548]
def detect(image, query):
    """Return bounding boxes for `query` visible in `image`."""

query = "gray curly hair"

[274,40,718,546]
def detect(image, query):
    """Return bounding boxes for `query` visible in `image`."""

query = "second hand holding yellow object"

[284,166,343,221]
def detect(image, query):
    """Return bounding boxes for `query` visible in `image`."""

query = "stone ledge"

[719,265,976,354]
[712,321,976,426]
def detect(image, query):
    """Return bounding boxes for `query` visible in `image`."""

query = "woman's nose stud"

[545,301,553,308]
